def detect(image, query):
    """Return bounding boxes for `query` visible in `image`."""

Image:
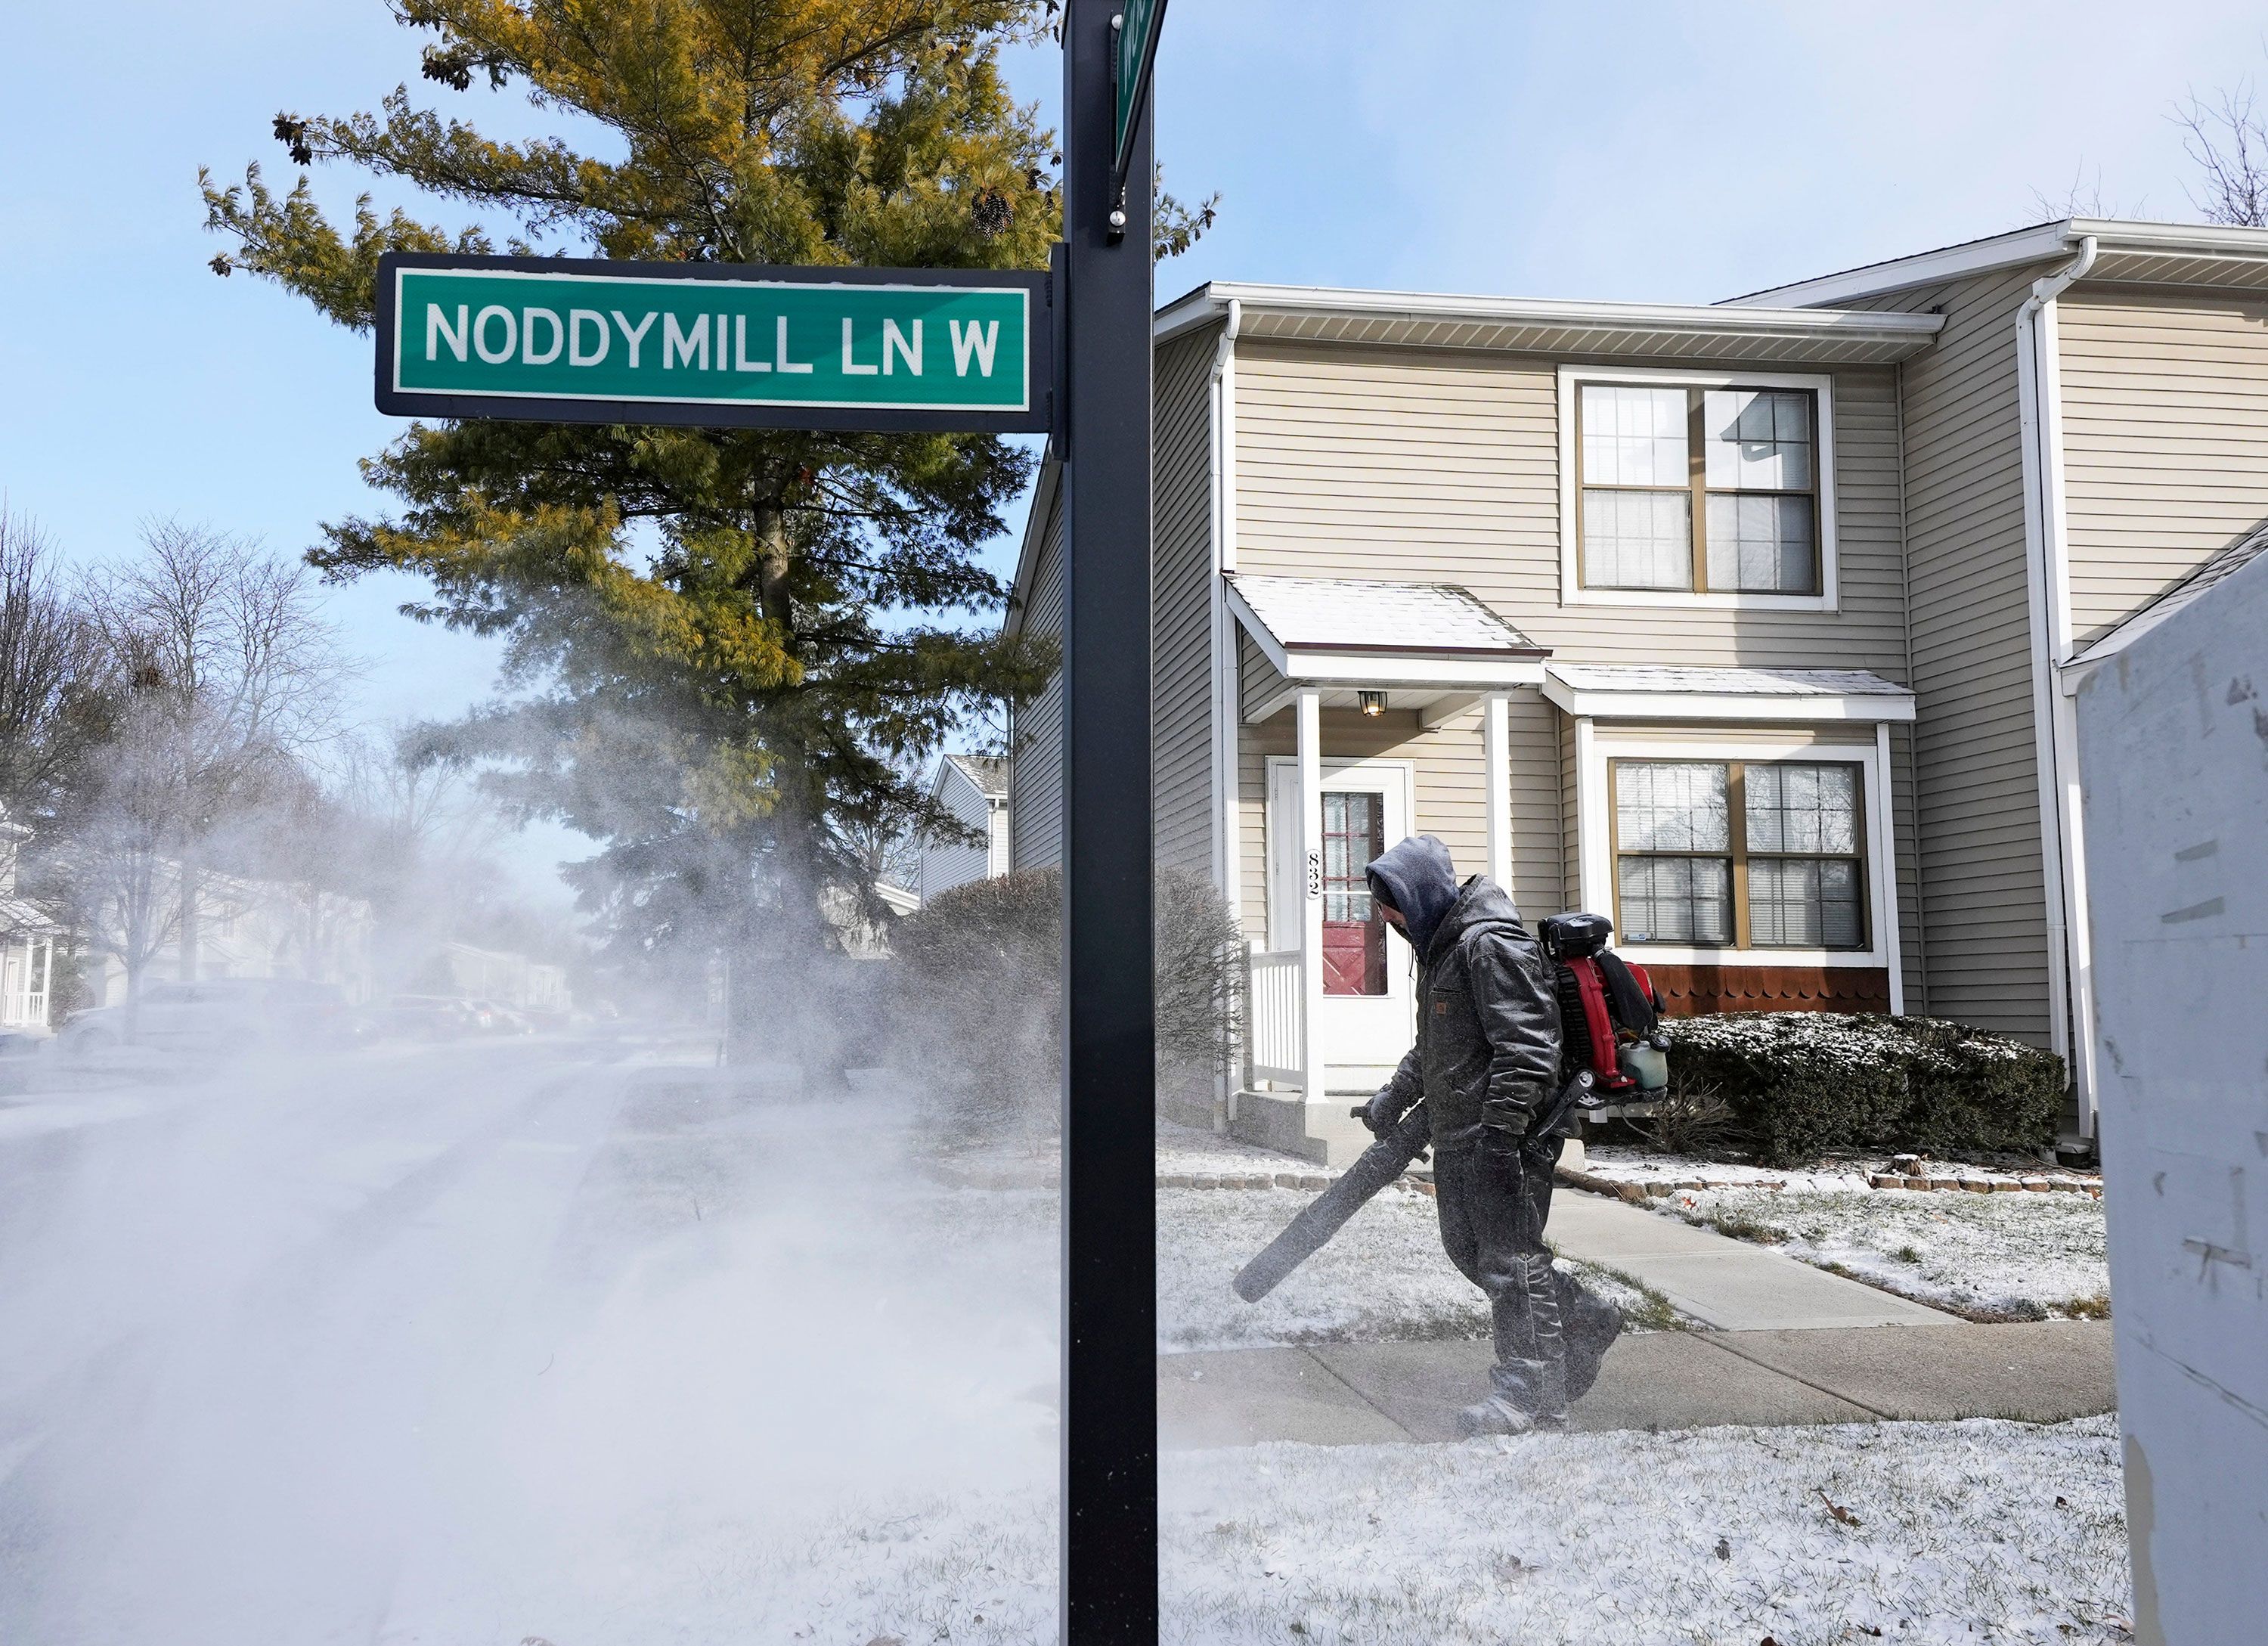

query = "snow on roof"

[2071,521,2268,668]
[1226,574,1543,656]
[0,896,60,938]
[943,753,1009,799]
[1547,665,1910,697]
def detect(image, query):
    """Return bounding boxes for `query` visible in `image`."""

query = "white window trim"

[1575,725,1899,989]
[1557,364,1840,613]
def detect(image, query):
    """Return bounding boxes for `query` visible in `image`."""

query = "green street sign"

[1111,0,1167,176]
[374,254,1052,434]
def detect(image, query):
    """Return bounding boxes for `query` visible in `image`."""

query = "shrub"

[1662,1011,2065,1165]
[888,866,1245,1133]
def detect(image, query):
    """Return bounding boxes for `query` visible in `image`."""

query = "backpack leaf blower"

[1231,913,1669,1305]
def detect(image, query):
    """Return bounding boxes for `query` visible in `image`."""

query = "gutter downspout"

[2015,234,2097,1136]
[1207,298,1242,1129]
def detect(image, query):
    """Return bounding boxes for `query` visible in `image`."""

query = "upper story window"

[1560,369,1837,610]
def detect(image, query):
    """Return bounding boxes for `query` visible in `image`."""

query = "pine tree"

[200,1,1066,1021]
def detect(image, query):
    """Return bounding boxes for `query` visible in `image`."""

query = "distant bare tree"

[57,522,352,1021]
[0,507,107,829]
[2177,82,2268,227]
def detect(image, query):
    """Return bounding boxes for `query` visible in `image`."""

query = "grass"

[1557,1254,1684,1332]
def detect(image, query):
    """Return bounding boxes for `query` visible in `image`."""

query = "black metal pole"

[1059,0,1157,1639]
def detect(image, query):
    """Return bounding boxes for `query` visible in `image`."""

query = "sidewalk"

[1160,1184,2114,1447]
[1158,1319,2118,1447]
[1547,1186,1955,1330]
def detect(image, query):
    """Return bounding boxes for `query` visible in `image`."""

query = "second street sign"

[374,253,1052,434]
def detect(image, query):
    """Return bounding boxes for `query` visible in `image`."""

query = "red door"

[1320,792,1386,996]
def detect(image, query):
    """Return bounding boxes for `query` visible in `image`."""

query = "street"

[0,1037,1061,1645]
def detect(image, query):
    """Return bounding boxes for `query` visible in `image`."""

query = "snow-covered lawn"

[696,1415,2130,1645]
[1157,1181,1679,1350]
[1650,1183,2111,1320]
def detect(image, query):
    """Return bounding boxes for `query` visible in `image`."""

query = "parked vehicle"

[57,977,361,1058]
[469,999,533,1034]
[376,994,484,1041]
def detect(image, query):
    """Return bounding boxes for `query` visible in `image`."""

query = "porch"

[1223,574,1548,1165]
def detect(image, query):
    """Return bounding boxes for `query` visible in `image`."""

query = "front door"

[1269,758,1415,1083]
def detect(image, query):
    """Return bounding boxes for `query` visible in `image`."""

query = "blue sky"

[2,0,2261,886]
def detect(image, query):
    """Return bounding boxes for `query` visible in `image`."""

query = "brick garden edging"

[1555,1164,2102,1202]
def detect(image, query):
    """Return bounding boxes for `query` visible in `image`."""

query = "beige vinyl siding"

[1009,488,1064,870]
[1231,344,1910,672]
[1152,329,1217,877]
[1888,721,1926,1012]
[1234,684,1565,947]
[2059,288,2268,647]
[1850,267,2053,1040]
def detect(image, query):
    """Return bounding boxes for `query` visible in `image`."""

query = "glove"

[1479,1093,1533,1138]
[1356,1086,1405,1139]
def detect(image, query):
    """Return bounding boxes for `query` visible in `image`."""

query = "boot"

[1557,1272,1624,1403]
[1456,1393,1546,1437]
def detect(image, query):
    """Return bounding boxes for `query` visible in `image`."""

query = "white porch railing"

[1245,948,1303,1086]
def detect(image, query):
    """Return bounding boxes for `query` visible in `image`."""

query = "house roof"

[939,752,1009,800]
[0,896,60,938]
[1228,574,1545,659]
[2069,520,2268,671]
[1729,216,2268,308]
[1542,664,1916,723]
[1154,281,1944,365]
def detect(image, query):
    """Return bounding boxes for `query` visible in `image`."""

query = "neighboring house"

[825,878,922,960]
[0,814,58,1033]
[426,940,571,1012]
[918,753,1011,903]
[1004,217,2268,1164]
[89,867,375,1008]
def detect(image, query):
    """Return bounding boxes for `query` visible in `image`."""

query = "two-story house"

[1003,217,2268,1164]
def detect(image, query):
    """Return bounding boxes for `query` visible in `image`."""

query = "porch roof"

[0,897,60,939]
[1227,573,1548,681]
[1542,663,1916,723]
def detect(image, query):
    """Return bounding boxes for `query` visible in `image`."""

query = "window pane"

[1749,857,1864,948]
[1320,792,1380,924]
[1703,389,1813,491]
[1615,762,1730,851]
[1582,489,1692,589]
[1705,493,1816,593]
[1746,763,1859,854]
[1617,854,1733,944]
[1580,384,1688,486]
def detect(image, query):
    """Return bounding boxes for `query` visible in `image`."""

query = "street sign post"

[374,254,1052,435]
[1111,0,1168,184]
[1063,0,1159,1640]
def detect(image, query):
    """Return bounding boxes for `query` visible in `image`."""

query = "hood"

[1365,834,1461,962]
[1429,876,1529,962]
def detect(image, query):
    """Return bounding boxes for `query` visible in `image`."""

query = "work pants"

[1434,1128,1569,1418]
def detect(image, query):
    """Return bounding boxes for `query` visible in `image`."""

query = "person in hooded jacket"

[1361,834,1619,1435]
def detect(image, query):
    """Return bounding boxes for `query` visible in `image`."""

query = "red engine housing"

[1558,953,1656,1095]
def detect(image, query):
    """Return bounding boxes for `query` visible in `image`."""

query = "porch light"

[1359,690,1387,717]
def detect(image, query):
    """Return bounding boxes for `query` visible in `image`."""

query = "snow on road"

[0,1039,1061,1646]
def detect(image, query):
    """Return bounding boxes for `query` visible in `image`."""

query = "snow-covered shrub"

[888,866,1244,1130]
[1665,1012,1909,1162]
[1895,1015,2069,1153]
[1663,1012,2065,1164]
